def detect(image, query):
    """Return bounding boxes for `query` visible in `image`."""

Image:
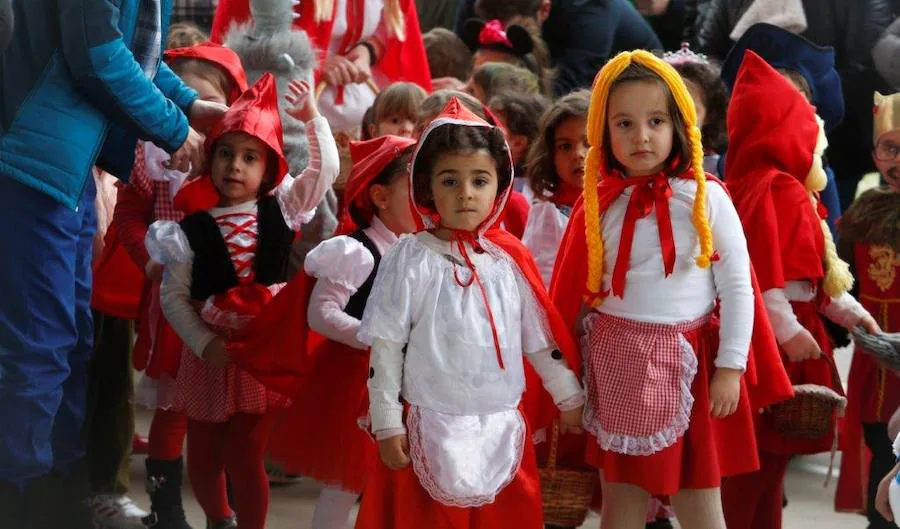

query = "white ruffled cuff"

[146,221,193,265]
[274,175,317,230]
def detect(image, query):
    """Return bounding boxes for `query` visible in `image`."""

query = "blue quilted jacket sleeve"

[155,62,197,114]
[57,0,196,153]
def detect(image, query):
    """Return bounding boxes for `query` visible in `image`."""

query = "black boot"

[645,518,674,529]
[206,516,237,529]
[144,458,193,529]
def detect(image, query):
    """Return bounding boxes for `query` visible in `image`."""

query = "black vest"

[180,197,294,301]
[344,230,382,320]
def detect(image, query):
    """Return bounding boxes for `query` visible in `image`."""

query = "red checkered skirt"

[266,337,375,493]
[174,282,291,423]
[583,312,758,496]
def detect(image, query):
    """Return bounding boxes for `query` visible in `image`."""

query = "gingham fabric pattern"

[171,0,218,32]
[583,312,704,456]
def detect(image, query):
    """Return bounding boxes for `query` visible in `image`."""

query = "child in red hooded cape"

[720,51,878,529]
[549,50,792,529]
[145,73,339,529]
[353,98,585,529]
[102,42,249,529]
[265,135,418,529]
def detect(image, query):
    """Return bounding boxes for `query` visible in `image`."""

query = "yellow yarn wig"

[582,50,712,306]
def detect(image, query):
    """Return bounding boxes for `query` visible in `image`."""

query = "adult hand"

[322,55,363,87]
[378,434,410,470]
[165,127,204,176]
[781,328,822,362]
[189,99,228,134]
[346,44,374,83]
[635,0,670,15]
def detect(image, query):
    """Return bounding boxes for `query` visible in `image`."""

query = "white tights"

[311,486,358,529]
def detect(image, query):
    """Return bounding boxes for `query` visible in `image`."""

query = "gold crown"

[874,91,900,143]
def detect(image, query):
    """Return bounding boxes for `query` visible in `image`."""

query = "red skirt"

[755,301,838,455]
[267,336,375,493]
[355,423,544,529]
[173,284,290,423]
[584,315,759,496]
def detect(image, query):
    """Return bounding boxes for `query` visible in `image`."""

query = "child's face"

[182,72,228,105]
[874,130,900,192]
[372,174,419,234]
[429,150,499,232]
[553,115,588,189]
[683,79,707,127]
[607,80,674,177]
[210,132,269,206]
[371,114,416,139]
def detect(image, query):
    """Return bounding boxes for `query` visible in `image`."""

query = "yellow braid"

[582,50,712,306]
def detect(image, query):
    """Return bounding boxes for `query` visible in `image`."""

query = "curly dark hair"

[524,89,589,198]
[672,61,729,152]
[412,124,512,212]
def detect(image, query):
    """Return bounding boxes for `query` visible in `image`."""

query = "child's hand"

[285,79,320,123]
[378,434,410,470]
[559,405,584,434]
[853,314,881,335]
[781,328,822,362]
[145,261,163,282]
[709,368,741,418]
[202,338,230,368]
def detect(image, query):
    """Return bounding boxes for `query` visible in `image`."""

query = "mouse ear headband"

[462,18,534,57]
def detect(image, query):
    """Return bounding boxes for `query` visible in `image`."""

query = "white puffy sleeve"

[707,183,754,371]
[521,201,569,287]
[147,223,219,358]
[145,220,193,265]
[516,270,584,408]
[821,292,870,329]
[274,116,341,230]
[305,236,376,349]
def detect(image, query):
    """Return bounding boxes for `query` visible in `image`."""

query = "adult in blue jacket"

[0,1,223,526]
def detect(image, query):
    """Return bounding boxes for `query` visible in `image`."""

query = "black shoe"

[646,518,675,529]
[23,462,95,529]
[143,458,193,529]
[206,516,237,529]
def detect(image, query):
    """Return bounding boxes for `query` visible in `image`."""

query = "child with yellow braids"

[550,49,792,529]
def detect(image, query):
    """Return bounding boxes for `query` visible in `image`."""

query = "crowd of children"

[79,6,900,529]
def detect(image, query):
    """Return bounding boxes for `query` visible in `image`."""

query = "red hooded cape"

[209,0,432,93]
[725,51,826,292]
[92,43,249,322]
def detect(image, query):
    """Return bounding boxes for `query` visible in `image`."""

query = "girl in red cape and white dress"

[145,73,339,529]
[210,0,431,133]
[720,51,879,529]
[108,42,249,529]
[265,134,419,529]
[550,50,793,529]
[354,97,586,529]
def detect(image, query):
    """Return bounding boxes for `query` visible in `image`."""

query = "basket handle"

[315,79,380,101]
[546,421,561,471]
[822,353,845,397]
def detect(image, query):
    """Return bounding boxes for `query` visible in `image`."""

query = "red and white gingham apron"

[583,312,707,456]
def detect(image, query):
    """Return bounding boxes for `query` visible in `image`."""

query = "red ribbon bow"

[479,19,513,49]
[609,172,677,298]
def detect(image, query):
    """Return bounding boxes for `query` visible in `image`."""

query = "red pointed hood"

[726,51,819,187]
[164,42,249,104]
[174,74,289,215]
[337,135,417,235]
[409,97,514,237]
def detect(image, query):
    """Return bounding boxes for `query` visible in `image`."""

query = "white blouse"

[304,217,399,349]
[522,200,571,288]
[763,282,869,343]
[146,116,339,357]
[595,179,754,371]
[359,232,584,433]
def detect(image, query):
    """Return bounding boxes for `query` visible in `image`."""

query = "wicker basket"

[768,354,847,440]
[539,423,598,527]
